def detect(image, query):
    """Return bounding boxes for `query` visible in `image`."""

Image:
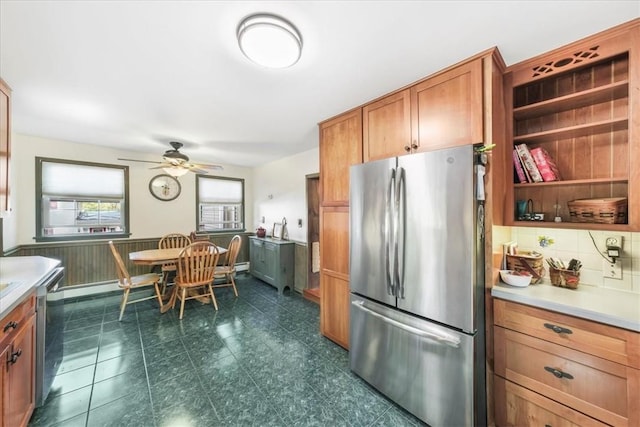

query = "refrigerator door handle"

[385,168,396,296]
[351,300,461,348]
[395,166,405,299]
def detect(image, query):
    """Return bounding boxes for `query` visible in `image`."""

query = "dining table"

[129,245,228,313]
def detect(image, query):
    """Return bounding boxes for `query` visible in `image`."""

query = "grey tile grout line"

[135,305,160,427]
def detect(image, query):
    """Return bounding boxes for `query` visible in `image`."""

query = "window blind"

[42,161,124,198]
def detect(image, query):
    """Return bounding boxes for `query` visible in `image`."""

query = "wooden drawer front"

[495,327,639,426]
[0,293,35,347]
[494,375,608,427]
[494,298,640,368]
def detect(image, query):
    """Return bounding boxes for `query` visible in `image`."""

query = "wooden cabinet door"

[411,59,483,152]
[249,238,265,279]
[0,343,6,427]
[263,242,278,284]
[363,89,411,162]
[4,315,35,427]
[320,274,350,349]
[319,109,362,206]
[319,207,350,348]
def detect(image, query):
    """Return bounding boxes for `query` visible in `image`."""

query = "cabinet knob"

[543,323,572,335]
[3,320,18,333]
[8,348,22,365]
[403,145,411,152]
[411,142,418,150]
[544,366,573,380]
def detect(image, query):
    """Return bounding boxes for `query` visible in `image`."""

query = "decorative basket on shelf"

[506,251,544,284]
[549,267,580,289]
[567,198,627,224]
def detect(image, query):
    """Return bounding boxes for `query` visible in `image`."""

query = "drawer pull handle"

[544,323,572,335]
[3,321,18,333]
[544,366,573,380]
[8,348,22,365]
[404,145,411,152]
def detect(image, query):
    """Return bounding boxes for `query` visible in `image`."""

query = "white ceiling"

[1,1,638,168]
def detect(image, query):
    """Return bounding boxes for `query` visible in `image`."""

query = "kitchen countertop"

[492,282,640,332]
[0,256,62,318]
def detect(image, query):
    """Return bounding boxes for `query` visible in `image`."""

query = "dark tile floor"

[28,274,424,427]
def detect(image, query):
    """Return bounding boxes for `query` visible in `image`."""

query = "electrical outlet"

[602,260,622,280]
[605,235,623,250]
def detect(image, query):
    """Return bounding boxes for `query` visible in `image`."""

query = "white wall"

[251,147,319,243]
[3,133,253,250]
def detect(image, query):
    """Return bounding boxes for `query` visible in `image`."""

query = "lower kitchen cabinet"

[319,207,350,349]
[494,376,608,427]
[493,298,640,426]
[1,293,36,427]
[248,236,295,295]
[320,273,349,348]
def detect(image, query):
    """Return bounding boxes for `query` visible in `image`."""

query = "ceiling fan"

[118,141,223,176]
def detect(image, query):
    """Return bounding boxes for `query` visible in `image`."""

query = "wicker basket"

[567,198,627,224]
[506,251,544,284]
[549,267,580,289]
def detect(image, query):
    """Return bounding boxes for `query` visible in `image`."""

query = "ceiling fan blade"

[185,165,211,174]
[190,163,224,171]
[118,158,162,164]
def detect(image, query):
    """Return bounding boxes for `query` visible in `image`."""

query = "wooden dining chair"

[213,234,242,297]
[173,241,220,320]
[108,241,164,321]
[158,233,191,294]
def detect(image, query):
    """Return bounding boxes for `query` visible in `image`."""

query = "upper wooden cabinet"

[319,108,363,206]
[411,59,483,152]
[363,89,411,161]
[0,78,11,213]
[363,57,484,162]
[503,19,640,230]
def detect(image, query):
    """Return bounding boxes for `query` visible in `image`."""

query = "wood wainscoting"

[4,233,252,287]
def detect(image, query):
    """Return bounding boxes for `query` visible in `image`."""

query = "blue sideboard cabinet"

[248,236,295,295]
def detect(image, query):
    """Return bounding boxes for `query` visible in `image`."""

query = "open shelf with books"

[503,19,639,230]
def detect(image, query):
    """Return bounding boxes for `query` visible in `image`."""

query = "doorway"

[304,173,320,303]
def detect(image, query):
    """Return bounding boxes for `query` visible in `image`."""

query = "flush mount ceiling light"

[237,13,302,68]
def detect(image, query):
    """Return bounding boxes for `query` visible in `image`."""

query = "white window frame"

[36,157,130,242]
[196,175,245,232]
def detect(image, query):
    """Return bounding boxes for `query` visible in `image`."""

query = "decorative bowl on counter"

[499,270,533,287]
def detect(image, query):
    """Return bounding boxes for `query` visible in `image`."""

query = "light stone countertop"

[491,282,640,332]
[0,256,62,318]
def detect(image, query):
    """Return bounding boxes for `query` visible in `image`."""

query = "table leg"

[161,286,178,314]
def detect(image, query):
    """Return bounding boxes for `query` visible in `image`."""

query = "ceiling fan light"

[237,13,302,68]
[163,166,189,177]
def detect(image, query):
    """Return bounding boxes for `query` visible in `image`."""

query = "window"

[36,158,129,241]
[197,176,244,232]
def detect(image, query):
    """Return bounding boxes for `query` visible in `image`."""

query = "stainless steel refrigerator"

[349,144,486,427]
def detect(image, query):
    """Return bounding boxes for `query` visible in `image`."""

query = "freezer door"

[350,295,482,426]
[397,145,477,333]
[350,157,397,306]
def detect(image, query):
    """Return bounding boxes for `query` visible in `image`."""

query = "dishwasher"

[35,266,65,407]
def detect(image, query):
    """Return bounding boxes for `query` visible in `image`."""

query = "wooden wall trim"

[5,233,253,287]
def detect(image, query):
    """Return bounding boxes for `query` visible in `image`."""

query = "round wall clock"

[149,174,181,201]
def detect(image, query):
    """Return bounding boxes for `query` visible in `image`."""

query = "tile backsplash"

[493,226,640,294]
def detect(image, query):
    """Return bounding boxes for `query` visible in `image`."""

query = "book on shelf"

[530,147,562,182]
[512,149,528,183]
[515,143,543,182]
